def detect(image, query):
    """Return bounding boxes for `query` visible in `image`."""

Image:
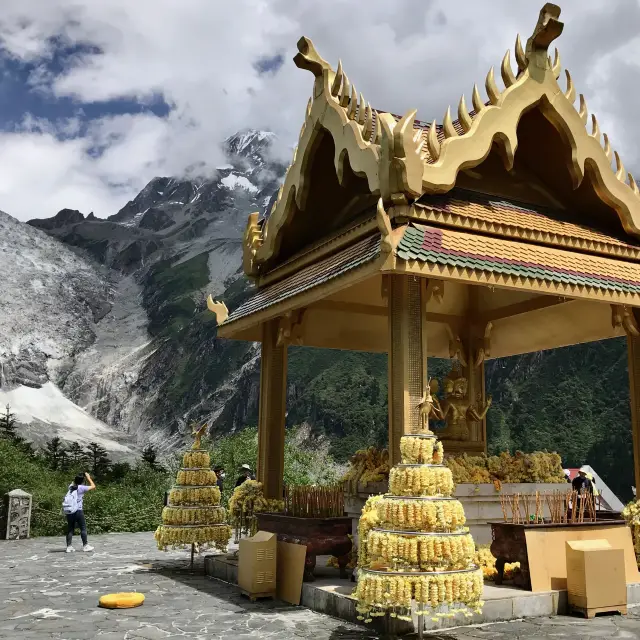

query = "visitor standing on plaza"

[62,472,96,553]
[234,464,255,488]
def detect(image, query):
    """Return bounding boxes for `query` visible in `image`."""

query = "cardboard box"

[238,530,277,597]
[566,539,626,612]
[276,540,307,605]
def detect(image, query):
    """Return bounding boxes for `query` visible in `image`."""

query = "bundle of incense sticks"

[500,489,599,524]
[500,492,543,524]
[284,484,344,518]
[567,489,598,524]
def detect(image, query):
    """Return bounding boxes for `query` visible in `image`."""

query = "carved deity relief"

[429,365,492,441]
[3,492,32,540]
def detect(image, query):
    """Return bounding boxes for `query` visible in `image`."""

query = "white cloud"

[0,0,639,220]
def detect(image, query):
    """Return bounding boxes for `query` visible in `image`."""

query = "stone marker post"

[1,489,32,540]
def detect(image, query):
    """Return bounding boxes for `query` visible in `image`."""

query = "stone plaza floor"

[1,531,640,639]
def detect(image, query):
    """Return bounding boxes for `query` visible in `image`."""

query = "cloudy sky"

[0,0,638,221]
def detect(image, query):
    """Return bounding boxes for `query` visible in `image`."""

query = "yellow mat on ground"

[98,592,145,609]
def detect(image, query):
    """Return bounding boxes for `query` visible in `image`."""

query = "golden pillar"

[256,319,288,499]
[466,299,489,453]
[627,331,640,493]
[387,275,427,466]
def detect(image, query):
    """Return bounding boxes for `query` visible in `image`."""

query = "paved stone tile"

[1,532,640,639]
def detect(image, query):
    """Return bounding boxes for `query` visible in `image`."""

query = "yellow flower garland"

[622,500,640,564]
[399,437,444,465]
[358,495,382,567]
[161,506,227,526]
[376,498,466,531]
[176,469,217,486]
[388,465,454,497]
[182,450,210,468]
[354,569,484,621]
[169,486,221,506]
[366,531,475,571]
[356,432,483,624]
[158,441,231,555]
[154,524,232,550]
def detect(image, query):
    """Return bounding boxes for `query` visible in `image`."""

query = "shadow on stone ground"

[147,555,383,639]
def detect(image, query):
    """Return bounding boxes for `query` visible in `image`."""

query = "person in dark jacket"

[235,464,255,488]
[572,467,593,495]
[214,466,225,493]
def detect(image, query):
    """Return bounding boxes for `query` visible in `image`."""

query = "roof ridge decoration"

[422,3,640,237]
[243,37,426,275]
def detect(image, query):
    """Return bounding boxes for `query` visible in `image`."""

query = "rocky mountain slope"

[0,209,136,455]
[17,130,283,453]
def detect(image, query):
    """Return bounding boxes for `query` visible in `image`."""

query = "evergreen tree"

[0,403,32,455]
[43,437,68,470]
[142,444,159,470]
[67,442,87,469]
[85,442,110,477]
[108,461,132,481]
[0,404,18,439]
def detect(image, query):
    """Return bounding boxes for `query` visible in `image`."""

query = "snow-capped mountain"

[5,129,284,453]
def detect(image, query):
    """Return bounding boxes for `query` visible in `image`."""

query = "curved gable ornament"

[243,38,427,274]
[420,3,640,238]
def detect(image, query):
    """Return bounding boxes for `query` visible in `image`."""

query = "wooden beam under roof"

[478,295,571,323]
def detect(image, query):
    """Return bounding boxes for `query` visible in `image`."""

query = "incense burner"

[255,513,352,581]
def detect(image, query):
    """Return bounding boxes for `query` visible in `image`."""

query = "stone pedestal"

[2,489,32,540]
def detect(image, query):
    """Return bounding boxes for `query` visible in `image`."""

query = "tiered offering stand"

[355,432,483,631]
[155,448,232,569]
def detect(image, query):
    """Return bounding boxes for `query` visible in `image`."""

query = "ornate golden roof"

[240,3,640,280]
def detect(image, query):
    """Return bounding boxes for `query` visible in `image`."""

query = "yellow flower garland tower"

[355,426,484,623]
[155,424,232,552]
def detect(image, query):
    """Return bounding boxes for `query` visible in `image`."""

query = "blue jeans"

[66,510,88,546]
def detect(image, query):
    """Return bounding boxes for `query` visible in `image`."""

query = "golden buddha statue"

[432,368,492,441]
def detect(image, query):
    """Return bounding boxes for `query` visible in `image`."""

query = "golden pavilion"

[210,4,640,499]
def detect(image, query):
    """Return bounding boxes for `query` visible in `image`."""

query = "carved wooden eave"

[419,3,640,238]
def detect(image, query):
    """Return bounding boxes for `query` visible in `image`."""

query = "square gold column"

[256,319,287,499]
[627,332,640,492]
[387,275,427,467]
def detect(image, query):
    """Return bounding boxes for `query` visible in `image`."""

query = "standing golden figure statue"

[431,368,492,441]
[191,422,208,450]
[416,378,441,433]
